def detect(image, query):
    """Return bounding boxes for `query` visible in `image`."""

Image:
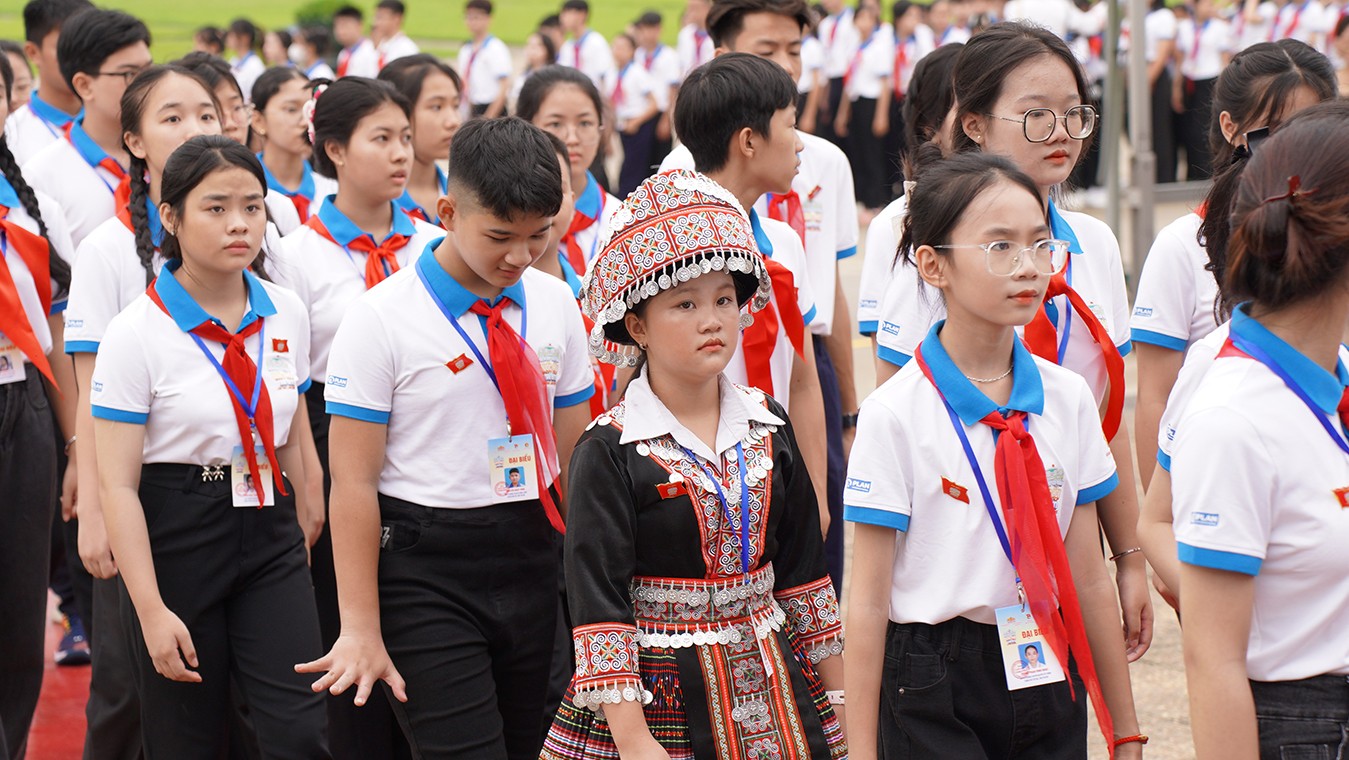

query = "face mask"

[289,43,308,66]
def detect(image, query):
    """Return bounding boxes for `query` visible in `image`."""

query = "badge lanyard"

[1042,254,1074,364]
[338,241,396,284]
[1228,332,1349,455]
[190,321,267,430]
[679,442,751,574]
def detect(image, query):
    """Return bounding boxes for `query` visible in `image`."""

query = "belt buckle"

[201,465,226,483]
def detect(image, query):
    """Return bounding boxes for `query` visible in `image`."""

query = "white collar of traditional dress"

[619,368,786,463]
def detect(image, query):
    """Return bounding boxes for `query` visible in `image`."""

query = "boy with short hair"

[297,117,594,759]
[659,0,860,596]
[674,51,831,529]
[557,0,613,87]
[24,8,150,249]
[374,0,420,68]
[7,0,93,163]
[677,0,714,75]
[458,0,513,118]
[333,5,379,78]
[225,18,265,103]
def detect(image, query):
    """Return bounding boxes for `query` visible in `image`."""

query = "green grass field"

[0,0,689,62]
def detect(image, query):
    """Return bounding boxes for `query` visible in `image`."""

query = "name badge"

[266,353,297,391]
[231,445,275,508]
[994,604,1066,691]
[488,434,539,503]
[0,334,27,385]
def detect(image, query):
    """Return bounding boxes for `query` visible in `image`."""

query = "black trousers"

[377,496,558,760]
[305,387,410,760]
[1251,675,1349,759]
[1179,76,1217,181]
[83,577,144,760]
[814,338,845,599]
[123,464,328,760]
[1151,68,1178,184]
[470,103,490,118]
[0,373,57,760]
[818,76,846,147]
[879,618,1087,759]
[617,115,659,200]
[846,96,890,210]
[886,96,907,198]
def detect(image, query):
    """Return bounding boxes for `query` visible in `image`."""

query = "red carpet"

[26,601,90,760]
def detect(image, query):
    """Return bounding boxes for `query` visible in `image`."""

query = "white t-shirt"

[0,181,75,358]
[270,201,443,381]
[1155,321,1228,471]
[572,172,621,269]
[90,265,310,464]
[799,35,825,94]
[4,94,78,165]
[458,35,514,107]
[606,62,655,126]
[23,124,124,250]
[845,326,1118,625]
[1177,18,1233,80]
[677,24,715,78]
[846,29,895,100]
[230,52,267,104]
[1004,0,1100,38]
[1234,1,1279,50]
[892,26,937,97]
[636,44,682,111]
[857,195,907,335]
[1130,212,1219,353]
[324,254,594,508]
[304,61,337,81]
[1275,0,1328,43]
[337,39,380,79]
[876,204,1132,409]
[1145,8,1179,63]
[658,132,858,337]
[377,32,420,68]
[820,8,861,79]
[559,30,615,87]
[1172,308,1349,681]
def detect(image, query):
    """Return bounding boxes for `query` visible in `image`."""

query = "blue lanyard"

[679,442,751,574]
[189,321,266,425]
[1042,254,1074,364]
[1229,332,1349,455]
[415,262,527,393]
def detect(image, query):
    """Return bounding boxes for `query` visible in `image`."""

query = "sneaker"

[54,613,91,666]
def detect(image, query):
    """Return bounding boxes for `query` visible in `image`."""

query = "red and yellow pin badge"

[271,338,289,353]
[446,354,474,374]
[942,476,970,504]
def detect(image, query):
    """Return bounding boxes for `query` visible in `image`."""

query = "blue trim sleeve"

[1156,449,1172,472]
[326,401,391,424]
[297,377,313,395]
[1178,542,1262,576]
[876,345,912,368]
[858,319,878,336]
[836,245,858,260]
[1116,339,1133,358]
[554,384,596,409]
[91,405,148,424]
[1130,329,1184,352]
[801,304,818,326]
[65,340,100,355]
[844,505,911,532]
[1076,471,1119,505]
[49,300,68,316]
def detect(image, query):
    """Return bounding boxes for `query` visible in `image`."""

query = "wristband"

[841,412,859,429]
[64,435,77,454]
[1113,734,1148,748]
[825,690,845,705]
[1109,547,1143,562]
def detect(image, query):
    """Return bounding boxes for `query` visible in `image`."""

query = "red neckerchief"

[305,216,409,289]
[0,207,57,387]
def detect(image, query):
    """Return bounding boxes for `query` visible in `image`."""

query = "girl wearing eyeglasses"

[871,21,1152,671]
[844,148,1144,760]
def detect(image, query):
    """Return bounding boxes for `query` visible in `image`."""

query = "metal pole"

[1127,0,1156,287]
[1103,0,1124,235]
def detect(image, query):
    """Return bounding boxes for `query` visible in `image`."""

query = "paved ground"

[840,198,1199,759]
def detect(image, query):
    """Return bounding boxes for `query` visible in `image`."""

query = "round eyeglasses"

[932,239,1071,277]
[989,105,1098,143]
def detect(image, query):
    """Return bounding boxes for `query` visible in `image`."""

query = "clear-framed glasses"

[932,239,1071,276]
[95,67,150,86]
[989,105,1098,143]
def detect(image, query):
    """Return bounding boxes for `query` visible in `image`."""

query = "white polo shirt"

[1172,307,1349,681]
[846,29,895,101]
[1176,18,1233,81]
[23,122,125,249]
[1144,8,1178,63]
[799,35,824,94]
[458,35,514,107]
[65,203,287,354]
[676,24,715,78]
[559,30,615,87]
[876,203,1133,409]
[1155,321,1228,472]
[377,32,420,68]
[573,172,620,269]
[892,27,937,97]
[637,44,682,111]
[1275,0,1327,43]
[324,251,593,507]
[820,8,861,79]
[857,195,907,335]
[259,157,338,232]
[271,199,443,381]
[659,131,858,337]
[230,52,267,104]
[606,62,655,126]
[337,39,381,79]
[722,212,818,411]
[1131,212,1219,354]
[5,94,79,165]
[304,61,337,81]
[845,323,1118,625]
[90,263,310,465]
[1234,1,1278,50]
[0,178,76,359]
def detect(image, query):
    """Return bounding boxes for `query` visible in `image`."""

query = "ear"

[159,202,179,237]
[1218,109,1241,146]
[22,41,39,65]
[914,244,949,290]
[124,128,149,161]
[624,310,647,349]
[732,126,755,161]
[713,45,729,58]
[324,138,347,172]
[961,111,985,145]
[71,71,97,104]
[251,107,267,136]
[437,192,459,230]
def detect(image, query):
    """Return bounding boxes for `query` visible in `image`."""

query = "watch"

[841,412,860,429]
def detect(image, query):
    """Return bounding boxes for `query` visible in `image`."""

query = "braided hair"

[119,65,223,284]
[0,52,71,297]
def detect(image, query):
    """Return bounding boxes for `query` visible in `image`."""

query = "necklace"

[965,364,1014,384]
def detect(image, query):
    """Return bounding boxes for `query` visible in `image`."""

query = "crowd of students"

[0,0,1346,758]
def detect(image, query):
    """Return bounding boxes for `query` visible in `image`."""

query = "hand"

[1171,88,1184,114]
[623,120,641,136]
[78,509,119,579]
[301,491,325,550]
[1114,739,1145,760]
[295,632,408,706]
[1151,572,1179,612]
[799,111,817,135]
[1116,560,1154,662]
[141,606,202,683]
[834,115,849,138]
[818,500,832,541]
[617,736,673,760]
[872,115,889,138]
[655,115,672,141]
[61,452,79,521]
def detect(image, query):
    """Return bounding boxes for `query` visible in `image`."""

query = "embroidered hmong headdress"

[579,169,772,367]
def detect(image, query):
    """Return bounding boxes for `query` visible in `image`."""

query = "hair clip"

[1262,175,1317,206]
[302,83,329,145]
[1230,144,1252,165]
[902,180,917,208]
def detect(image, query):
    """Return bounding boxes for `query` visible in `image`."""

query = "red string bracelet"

[1113,734,1149,748]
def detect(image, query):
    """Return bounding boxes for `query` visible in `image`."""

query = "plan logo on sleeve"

[845,477,872,494]
[1190,512,1220,527]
